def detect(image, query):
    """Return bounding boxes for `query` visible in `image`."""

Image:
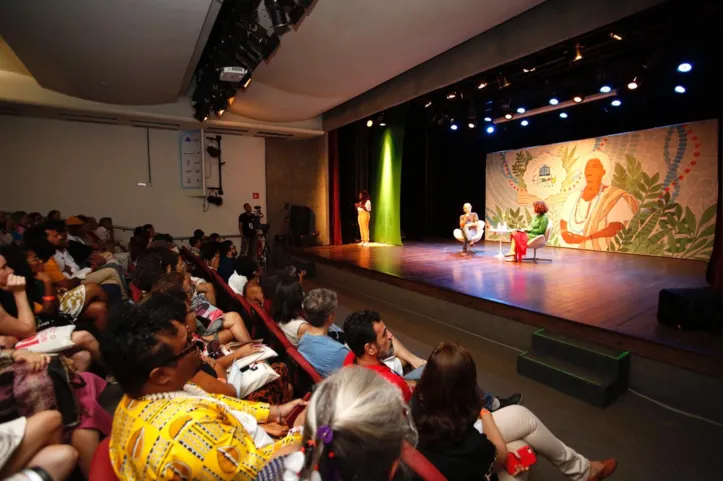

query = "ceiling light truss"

[492,90,618,124]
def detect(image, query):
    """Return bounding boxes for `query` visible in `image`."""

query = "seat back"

[89,437,119,481]
[544,221,553,240]
[401,441,447,481]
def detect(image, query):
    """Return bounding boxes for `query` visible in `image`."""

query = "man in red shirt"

[342,309,413,402]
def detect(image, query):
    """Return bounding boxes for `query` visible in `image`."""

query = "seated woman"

[100,298,307,480]
[253,366,417,481]
[0,348,111,477]
[272,277,309,347]
[145,290,293,405]
[228,255,260,295]
[217,240,237,283]
[506,201,550,262]
[411,341,616,481]
[0,411,78,481]
[454,202,485,255]
[0,246,102,370]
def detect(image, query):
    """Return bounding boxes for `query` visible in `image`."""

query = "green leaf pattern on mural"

[511,151,532,191]
[608,155,716,260]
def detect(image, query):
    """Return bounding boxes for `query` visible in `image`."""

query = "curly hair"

[533,200,549,215]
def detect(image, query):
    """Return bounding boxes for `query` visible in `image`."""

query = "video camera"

[252,206,270,234]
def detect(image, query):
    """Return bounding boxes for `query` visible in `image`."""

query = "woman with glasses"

[102,295,308,481]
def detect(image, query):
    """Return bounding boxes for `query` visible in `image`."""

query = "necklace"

[573,187,602,225]
[140,383,208,401]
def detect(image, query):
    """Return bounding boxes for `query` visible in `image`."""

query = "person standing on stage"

[238,203,257,260]
[355,190,371,246]
[506,201,550,262]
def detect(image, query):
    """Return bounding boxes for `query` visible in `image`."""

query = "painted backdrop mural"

[485,119,719,260]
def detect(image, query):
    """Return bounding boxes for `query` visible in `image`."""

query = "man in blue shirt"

[297,288,349,377]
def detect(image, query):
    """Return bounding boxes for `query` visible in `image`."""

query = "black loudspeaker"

[657,287,723,331]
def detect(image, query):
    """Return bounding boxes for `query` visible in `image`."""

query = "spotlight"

[478,81,488,89]
[516,107,526,114]
[611,99,622,107]
[522,66,536,73]
[450,124,458,131]
[468,123,475,129]
[446,92,457,100]
[498,75,511,89]
[573,42,583,62]
[610,32,623,41]
[424,101,433,108]
[378,113,386,127]
[505,113,513,120]
[549,98,559,105]
[677,62,692,73]
[486,126,495,134]
[573,96,583,103]
[521,120,529,127]
[559,112,568,119]
[521,60,537,73]
[600,85,612,93]
[627,77,639,90]
[674,85,686,94]
[379,121,387,127]
[484,117,492,122]
[207,193,223,207]
[264,0,288,34]
[366,119,374,127]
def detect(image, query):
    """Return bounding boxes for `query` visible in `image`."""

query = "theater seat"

[401,441,447,481]
[523,223,553,263]
[453,221,485,253]
[89,437,118,481]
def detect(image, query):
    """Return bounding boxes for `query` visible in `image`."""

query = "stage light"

[674,85,686,94]
[264,0,288,33]
[610,32,623,41]
[504,113,513,120]
[600,85,612,93]
[549,98,559,105]
[521,120,529,127]
[560,112,568,119]
[468,122,475,129]
[627,78,639,90]
[478,81,488,89]
[484,117,492,122]
[379,121,386,127]
[378,113,386,127]
[521,60,536,73]
[424,101,432,108]
[446,92,457,100]
[366,119,374,127]
[522,66,536,73]
[450,124,458,131]
[573,42,583,62]
[677,62,692,73]
[486,126,495,134]
[516,107,526,114]
[498,75,511,89]
[611,99,622,107]
[573,96,583,103]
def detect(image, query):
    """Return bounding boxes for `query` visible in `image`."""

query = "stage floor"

[299,240,722,375]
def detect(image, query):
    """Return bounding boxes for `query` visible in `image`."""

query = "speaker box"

[290,205,313,236]
[657,287,723,331]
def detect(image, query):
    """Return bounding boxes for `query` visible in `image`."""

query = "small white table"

[488,228,514,259]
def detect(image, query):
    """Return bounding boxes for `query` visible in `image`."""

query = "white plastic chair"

[523,222,553,263]
[454,220,485,254]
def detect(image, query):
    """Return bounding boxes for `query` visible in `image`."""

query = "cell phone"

[227,339,264,349]
[506,445,536,475]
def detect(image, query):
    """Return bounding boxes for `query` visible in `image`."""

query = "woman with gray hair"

[255,366,417,481]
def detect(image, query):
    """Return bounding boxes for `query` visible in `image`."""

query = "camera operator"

[237,203,258,259]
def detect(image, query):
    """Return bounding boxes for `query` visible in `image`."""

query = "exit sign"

[253,193,259,199]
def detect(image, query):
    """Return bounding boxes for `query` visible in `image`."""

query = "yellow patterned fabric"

[110,392,301,480]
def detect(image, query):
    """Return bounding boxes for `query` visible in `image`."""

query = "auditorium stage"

[297,240,722,377]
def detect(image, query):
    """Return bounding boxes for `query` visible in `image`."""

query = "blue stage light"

[517,107,526,114]
[486,126,495,134]
[600,85,612,93]
[611,99,622,107]
[521,120,529,127]
[484,117,492,122]
[559,112,568,119]
[549,98,559,105]
[674,85,686,94]
[450,124,458,131]
[677,62,692,73]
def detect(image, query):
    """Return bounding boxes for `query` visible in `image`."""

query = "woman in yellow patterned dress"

[101,297,306,480]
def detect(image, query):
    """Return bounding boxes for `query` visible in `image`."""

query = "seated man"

[343,309,522,410]
[453,203,485,255]
[100,298,306,480]
[297,288,349,378]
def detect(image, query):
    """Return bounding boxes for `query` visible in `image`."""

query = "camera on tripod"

[253,205,270,234]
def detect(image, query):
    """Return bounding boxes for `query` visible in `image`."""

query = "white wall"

[0,116,266,239]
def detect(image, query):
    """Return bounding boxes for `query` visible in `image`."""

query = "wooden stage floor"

[299,240,722,376]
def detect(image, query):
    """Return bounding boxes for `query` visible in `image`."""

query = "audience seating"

[178,250,448,481]
[89,437,118,481]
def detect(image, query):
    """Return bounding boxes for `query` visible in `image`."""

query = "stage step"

[517,330,630,408]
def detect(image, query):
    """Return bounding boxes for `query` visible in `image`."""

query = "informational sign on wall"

[180,131,203,189]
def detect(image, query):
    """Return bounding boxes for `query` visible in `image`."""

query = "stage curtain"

[707,119,722,291]
[372,108,407,246]
[328,130,343,245]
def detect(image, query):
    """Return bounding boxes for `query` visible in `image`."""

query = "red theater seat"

[89,437,118,481]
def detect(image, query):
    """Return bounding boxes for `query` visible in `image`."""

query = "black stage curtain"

[337,122,371,244]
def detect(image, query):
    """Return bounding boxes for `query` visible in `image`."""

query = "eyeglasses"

[156,335,204,367]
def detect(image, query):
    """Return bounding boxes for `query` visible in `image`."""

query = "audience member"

[9,212,29,242]
[342,309,413,402]
[255,366,417,481]
[143,223,155,239]
[100,298,307,480]
[244,282,265,309]
[27,212,44,226]
[272,277,309,346]
[189,235,203,256]
[217,240,237,283]
[297,289,348,377]
[0,411,78,481]
[412,341,617,481]
[46,210,61,222]
[228,255,260,295]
